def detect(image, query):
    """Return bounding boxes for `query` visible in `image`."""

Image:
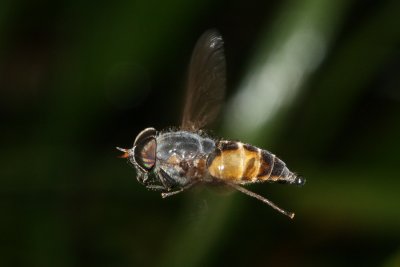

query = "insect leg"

[140,174,148,184]
[146,185,167,191]
[157,169,173,190]
[161,181,198,198]
[225,181,295,219]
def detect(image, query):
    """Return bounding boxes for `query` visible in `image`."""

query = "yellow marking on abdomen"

[208,141,262,183]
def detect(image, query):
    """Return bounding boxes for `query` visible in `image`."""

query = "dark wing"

[181,29,226,131]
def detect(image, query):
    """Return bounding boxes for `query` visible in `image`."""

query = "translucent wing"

[181,29,226,131]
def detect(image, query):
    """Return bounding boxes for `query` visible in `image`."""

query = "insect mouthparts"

[116,147,130,158]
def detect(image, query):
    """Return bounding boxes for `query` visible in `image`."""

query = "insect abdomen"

[207,141,298,184]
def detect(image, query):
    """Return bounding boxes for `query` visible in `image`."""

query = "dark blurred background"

[1,0,400,266]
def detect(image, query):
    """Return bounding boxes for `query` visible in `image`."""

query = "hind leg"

[224,181,295,219]
[161,181,198,198]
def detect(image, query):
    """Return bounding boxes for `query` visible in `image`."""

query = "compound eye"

[134,127,157,146]
[134,137,156,172]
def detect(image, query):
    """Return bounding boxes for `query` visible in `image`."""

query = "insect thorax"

[154,131,216,189]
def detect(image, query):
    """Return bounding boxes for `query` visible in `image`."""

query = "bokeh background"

[1,0,400,266]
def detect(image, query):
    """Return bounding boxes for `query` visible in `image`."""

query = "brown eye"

[133,128,157,172]
[134,138,156,172]
[134,127,156,146]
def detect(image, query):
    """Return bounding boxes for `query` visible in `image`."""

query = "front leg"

[145,185,167,191]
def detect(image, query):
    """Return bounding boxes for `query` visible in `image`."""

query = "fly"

[117,30,305,219]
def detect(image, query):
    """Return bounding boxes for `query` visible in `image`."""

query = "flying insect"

[117,30,305,219]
